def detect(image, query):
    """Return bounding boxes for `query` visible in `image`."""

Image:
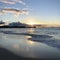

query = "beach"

[0,28,60,59]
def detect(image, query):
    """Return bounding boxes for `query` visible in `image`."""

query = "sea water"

[0,28,60,58]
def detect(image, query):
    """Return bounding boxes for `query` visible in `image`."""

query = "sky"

[0,0,60,26]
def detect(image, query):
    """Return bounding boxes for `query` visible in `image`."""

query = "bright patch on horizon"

[23,18,42,25]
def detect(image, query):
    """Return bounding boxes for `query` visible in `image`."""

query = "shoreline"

[0,26,60,28]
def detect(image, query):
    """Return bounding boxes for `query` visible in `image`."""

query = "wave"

[0,30,53,37]
[0,30,60,49]
[28,35,60,49]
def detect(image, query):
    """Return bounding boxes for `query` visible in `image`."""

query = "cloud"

[0,0,26,5]
[0,8,29,15]
[18,0,26,5]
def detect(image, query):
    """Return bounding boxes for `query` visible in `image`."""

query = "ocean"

[0,28,60,58]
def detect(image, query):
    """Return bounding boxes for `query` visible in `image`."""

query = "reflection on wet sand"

[13,44,20,50]
[0,28,60,59]
[26,28,60,49]
[25,29,35,45]
[27,40,35,45]
[0,28,60,49]
[24,36,32,39]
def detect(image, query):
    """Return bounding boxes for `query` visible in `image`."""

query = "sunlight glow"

[23,17,41,25]
[28,40,35,45]
[27,28,35,33]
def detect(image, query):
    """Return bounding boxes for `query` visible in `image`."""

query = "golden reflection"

[25,28,35,45]
[13,44,20,50]
[25,36,32,39]
[28,40,35,45]
[25,36,35,45]
[27,28,35,34]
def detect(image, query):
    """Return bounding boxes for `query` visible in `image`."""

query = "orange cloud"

[0,0,26,5]
[0,8,29,15]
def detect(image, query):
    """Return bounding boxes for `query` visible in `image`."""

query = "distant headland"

[0,20,60,28]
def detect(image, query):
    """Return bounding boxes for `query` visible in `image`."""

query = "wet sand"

[0,47,60,60]
[0,48,41,60]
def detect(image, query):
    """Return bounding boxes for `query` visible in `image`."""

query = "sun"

[23,17,41,25]
[27,22,37,25]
